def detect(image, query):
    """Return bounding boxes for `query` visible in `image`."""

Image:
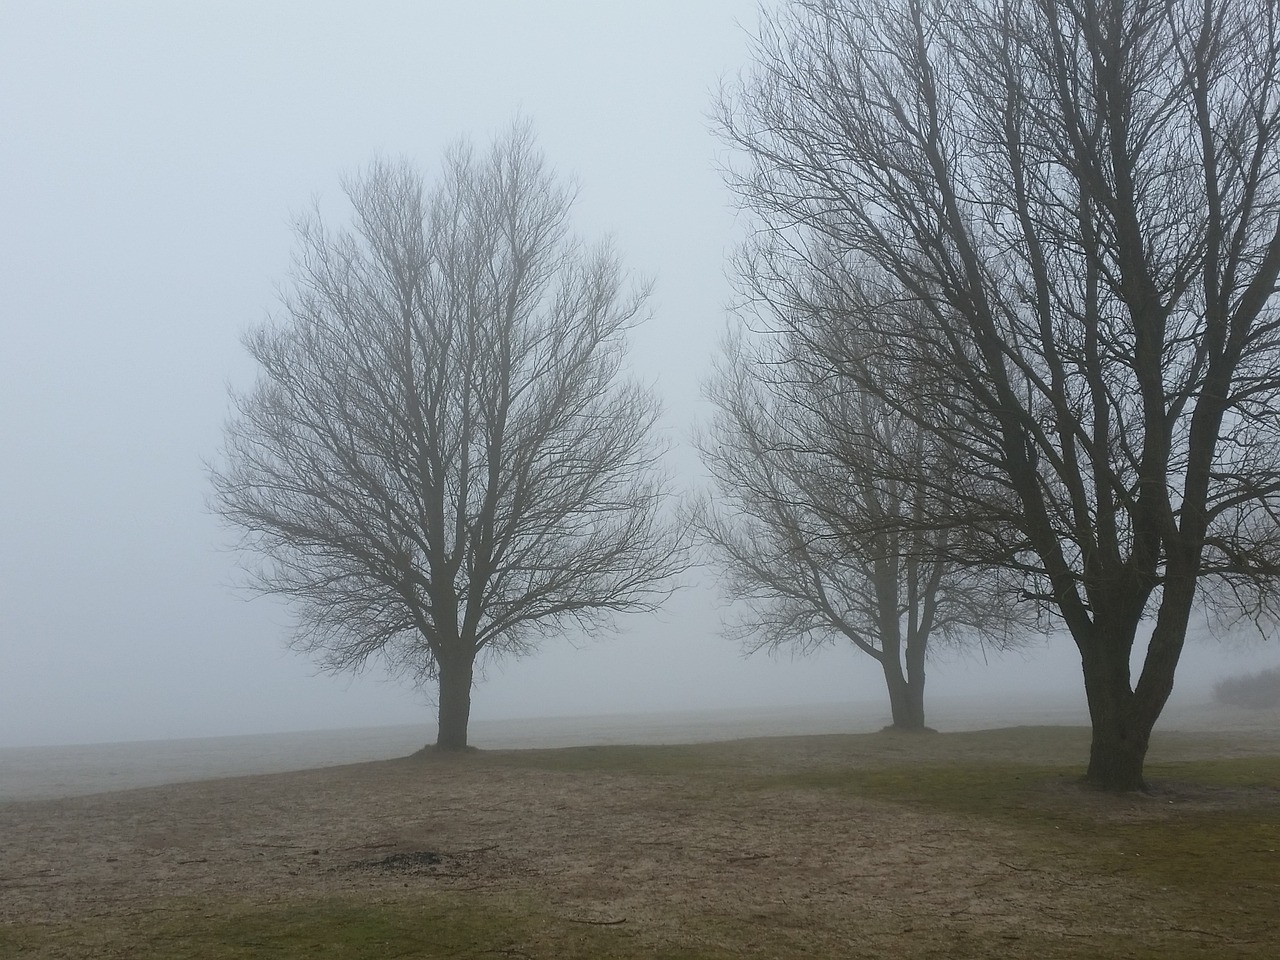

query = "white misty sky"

[0,1,1266,749]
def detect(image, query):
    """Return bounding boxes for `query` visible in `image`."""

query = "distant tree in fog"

[694,266,1026,731]
[210,124,685,751]
[1213,667,1280,709]
[721,0,1280,789]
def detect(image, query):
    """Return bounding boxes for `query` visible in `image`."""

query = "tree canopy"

[721,0,1280,788]
[211,125,686,750]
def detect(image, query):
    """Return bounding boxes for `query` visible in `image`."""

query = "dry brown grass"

[2,725,1278,958]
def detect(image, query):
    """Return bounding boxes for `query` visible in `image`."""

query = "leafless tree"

[721,0,1280,789]
[210,125,685,751]
[695,263,1026,731]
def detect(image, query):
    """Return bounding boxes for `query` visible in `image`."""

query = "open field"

[2,724,1279,959]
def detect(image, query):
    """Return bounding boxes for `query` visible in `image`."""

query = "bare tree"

[210,125,685,751]
[695,270,1024,731]
[721,0,1280,789]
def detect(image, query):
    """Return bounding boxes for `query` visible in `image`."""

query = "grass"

[0,895,701,960]
[5,730,1278,959]
[0,894,1207,960]
[491,741,733,776]
[755,752,1280,951]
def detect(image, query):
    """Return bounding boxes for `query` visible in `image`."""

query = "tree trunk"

[1080,644,1152,791]
[435,656,475,751]
[883,658,928,731]
[1085,710,1149,792]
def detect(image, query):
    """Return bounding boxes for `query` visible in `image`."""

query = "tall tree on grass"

[721,0,1280,789]
[696,267,1024,731]
[211,125,684,751]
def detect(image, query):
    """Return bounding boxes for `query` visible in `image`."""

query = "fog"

[1,1,1273,751]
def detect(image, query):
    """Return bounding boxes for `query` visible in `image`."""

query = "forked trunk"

[883,659,928,731]
[435,656,475,752]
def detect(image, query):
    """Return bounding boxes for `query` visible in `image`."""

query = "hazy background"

[2,1,1274,751]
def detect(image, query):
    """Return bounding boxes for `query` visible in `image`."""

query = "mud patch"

[342,843,510,885]
[358,850,443,872]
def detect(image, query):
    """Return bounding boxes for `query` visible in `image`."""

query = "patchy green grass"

[758,754,1280,950]
[757,761,1067,817]
[0,895,734,960]
[758,752,1280,818]
[5,731,1278,959]
[489,741,732,776]
[3,894,1249,960]
[1144,755,1280,789]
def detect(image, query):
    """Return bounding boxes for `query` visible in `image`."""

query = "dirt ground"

[3,722,1279,956]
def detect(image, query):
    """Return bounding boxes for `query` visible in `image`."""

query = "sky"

[1,1,1274,750]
